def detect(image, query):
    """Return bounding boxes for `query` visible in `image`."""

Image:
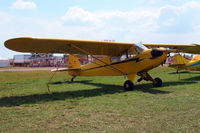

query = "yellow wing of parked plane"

[143,43,200,54]
[4,37,134,56]
[192,54,200,61]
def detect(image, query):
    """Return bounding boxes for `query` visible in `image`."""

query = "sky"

[1,0,200,59]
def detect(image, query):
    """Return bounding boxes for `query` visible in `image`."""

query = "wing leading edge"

[4,37,134,56]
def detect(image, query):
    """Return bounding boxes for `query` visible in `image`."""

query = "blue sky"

[1,0,200,58]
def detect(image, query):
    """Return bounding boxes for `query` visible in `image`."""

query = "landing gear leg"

[176,68,181,80]
[70,76,76,82]
[123,74,136,91]
[137,72,162,87]
[176,69,179,74]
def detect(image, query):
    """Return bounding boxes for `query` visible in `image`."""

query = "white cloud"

[157,1,200,33]
[11,0,37,10]
[59,1,200,43]
[61,6,160,33]
[6,1,200,40]
[62,6,161,23]
[61,6,103,24]
[63,1,200,27]
[161,1,200,14]
[6,1,199,42]
[162,18,175,27]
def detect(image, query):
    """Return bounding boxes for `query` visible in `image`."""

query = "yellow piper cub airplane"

[169,54,200,73]
[4,37,200,91]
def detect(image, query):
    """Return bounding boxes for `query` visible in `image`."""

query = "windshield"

[110,43,149,63]
[134,43,148,54]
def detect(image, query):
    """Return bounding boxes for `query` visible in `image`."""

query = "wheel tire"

[153,77,162,87]
[124,80,134,91]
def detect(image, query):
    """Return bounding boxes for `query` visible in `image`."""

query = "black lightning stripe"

[81,57,143,72]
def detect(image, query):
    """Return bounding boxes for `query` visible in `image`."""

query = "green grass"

[0,68,200,133]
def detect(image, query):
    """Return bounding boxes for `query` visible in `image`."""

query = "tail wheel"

[153,77,162,87]
[123,80,134,91]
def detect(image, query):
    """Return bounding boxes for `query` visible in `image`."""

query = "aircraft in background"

[169,54,200,73]
[4,37,200,91]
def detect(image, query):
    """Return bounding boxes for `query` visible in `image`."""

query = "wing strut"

[46,58,64,93]
[71,44,126,75]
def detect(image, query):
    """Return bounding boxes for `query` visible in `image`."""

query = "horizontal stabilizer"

[51,68,81,72]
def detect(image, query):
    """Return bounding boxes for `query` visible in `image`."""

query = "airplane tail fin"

[51,55,81,77]
[50,55,81,82]
[172,54,189,65]
[68,54,81,69]
[169,54,189,70]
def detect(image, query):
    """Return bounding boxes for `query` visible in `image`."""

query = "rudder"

[68,54,81,68]
[172,54,189,65]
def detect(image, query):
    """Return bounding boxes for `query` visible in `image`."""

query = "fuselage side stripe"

[81,57,142,72]
[186,61,200,67]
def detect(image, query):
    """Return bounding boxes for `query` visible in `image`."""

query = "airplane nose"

[151,49,163,58]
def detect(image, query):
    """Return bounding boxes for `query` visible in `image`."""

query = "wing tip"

[192,43,200,46]
[4,37,32,53]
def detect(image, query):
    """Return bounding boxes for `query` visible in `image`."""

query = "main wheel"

[153,77,162,87]
[123,80,134,91]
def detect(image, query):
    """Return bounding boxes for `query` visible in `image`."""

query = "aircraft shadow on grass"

[168,71,200,75]
[0,80,197,107]
[181,75,200,81]
[168,71,200,80]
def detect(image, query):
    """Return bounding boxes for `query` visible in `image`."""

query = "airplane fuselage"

[69,49,168,77]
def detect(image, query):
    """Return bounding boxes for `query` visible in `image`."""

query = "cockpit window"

[110,56,121,63]
[134,43,148,54]
[110,43,148,63]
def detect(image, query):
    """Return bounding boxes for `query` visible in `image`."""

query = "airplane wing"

[4,37,134,56]
[143,44,200,54]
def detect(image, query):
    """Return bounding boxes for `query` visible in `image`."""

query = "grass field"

[0,67,200,132]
